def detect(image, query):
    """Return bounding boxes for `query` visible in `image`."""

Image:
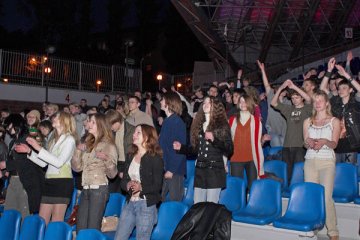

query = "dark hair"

[39,120,53,131]
[337,79,352,88]
[190,97,227,148]
[4,114,28,139]
[128,95,141,103]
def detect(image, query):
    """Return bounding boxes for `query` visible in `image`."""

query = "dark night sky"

[0,0,209,91]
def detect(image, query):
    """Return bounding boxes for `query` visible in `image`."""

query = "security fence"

[0,49,142,93]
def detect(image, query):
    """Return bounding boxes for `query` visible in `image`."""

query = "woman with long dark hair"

[72,113,118,232]
[115,124,163,240]
[174,97,233,203]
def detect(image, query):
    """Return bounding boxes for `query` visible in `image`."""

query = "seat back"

[104,193,126,217]
[0,209,22,240]
[333,163,358,202]
[264,160,288,189]
[77,229,106,240]
[19,215,45,240]
[44,222,72,240]
[64,187,78,221]
[285,182,325,226]
[151,201,189,240]
[184,159,196,188]
[289,162,304,186]
[219,176,246,212]
[246,179,282,216]
[266,146,283,160]
[182,176,194,206]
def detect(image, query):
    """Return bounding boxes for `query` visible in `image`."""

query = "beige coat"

[72,141,118,186]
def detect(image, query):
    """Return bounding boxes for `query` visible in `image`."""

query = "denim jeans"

[76,186,109,233]
[161,174,184,201]
[115,200,157,240]
[194,188,221,204]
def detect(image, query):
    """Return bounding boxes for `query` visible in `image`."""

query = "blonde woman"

[72,113,118,232]
[15,111,77,224]
[303,90,340,240]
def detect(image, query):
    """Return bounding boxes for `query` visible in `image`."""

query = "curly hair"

[190,97,228,148]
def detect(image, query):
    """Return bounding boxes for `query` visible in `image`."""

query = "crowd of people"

[0,51,359,240]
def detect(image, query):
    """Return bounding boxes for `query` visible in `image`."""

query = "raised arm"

[335,64,360,95]
[257,60,272,95]
[320,57,336,94]
[271,80,289,107]
[287,80,311,104]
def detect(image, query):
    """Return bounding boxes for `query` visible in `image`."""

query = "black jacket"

[121,152,164,207]
[171,202,231,240]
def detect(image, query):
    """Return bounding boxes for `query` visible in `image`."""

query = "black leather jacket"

[331,95,360,150]
[171,202,231,240]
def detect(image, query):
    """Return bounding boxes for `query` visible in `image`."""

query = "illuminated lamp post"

[156,74,163,90]
[177,83,182,91]
[96,79,102,92]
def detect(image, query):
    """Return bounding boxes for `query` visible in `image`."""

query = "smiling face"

[132,126,144,147]
[26,114,37,127]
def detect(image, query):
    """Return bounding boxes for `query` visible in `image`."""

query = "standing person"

[15,112,77,224]
[303,90,340,240]
[3,114,43,218]
[271,79,312,183]
[115,124,163,240]
[0,126,8,203]
[257,60,287,147]
[229,94,265,190]
[126,96,154,127]
[174,97,233,204]
[105,109,135,192]
[320,59,360,164]
[72,113,118,233]
[159,92,187,201]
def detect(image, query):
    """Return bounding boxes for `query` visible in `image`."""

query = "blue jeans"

[76,186,109,233]
[194,188,221,204]
[115,200,157,240]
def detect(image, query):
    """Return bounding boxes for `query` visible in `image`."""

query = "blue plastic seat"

[77,229,107,240]
[273,182,325,232]
[44,222,72,240]
[151,201,189,240]
[333,163,358,203]
[104,193,126,217]
[219,176,246,212]
[0,209,22,240]
[64,187,78,222]
[266,146,283,160]
[19,215,46,240]
[264,160,288,189]
[182,176,194,206]
[184,159,195,188]
[232,179,281,225]
[354,196,360,204]
[283,162,304,198]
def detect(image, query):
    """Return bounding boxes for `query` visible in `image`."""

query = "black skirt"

[41,178,73,204]
[194,165,226,189]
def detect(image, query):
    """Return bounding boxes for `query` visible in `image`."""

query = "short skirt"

[41,178,73,204]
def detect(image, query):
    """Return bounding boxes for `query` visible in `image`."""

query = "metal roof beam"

[259,0,286,62]
[326,0,357,47]
[289,0,321,60]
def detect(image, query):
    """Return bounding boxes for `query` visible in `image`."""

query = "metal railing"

[0,49,142,93]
